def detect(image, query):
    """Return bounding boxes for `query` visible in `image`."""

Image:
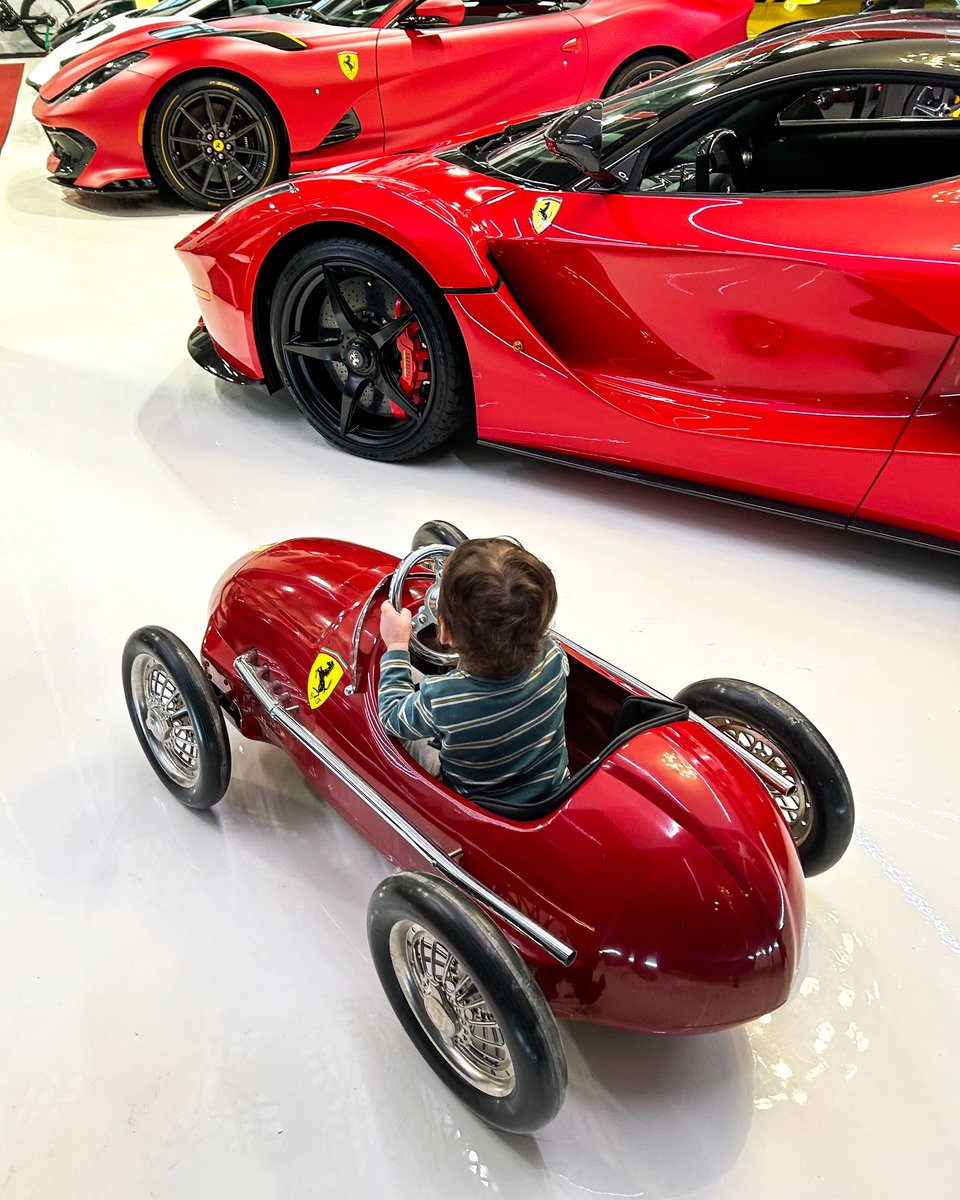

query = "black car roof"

[728,18,960,85]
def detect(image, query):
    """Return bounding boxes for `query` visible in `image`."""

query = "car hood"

[39,14,365,100]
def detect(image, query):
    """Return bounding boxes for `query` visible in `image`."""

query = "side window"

[779,81,960,123]
[204,0,233,16]
[459,1,581,26]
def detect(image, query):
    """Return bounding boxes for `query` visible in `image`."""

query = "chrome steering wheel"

[388,544,459,669]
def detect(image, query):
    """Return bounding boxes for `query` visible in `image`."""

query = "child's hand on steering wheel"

[380,600,413,652]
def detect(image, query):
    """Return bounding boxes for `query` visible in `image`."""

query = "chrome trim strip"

[235,652,577,967]
[558,636,796,797]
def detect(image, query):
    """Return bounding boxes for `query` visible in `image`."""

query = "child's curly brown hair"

[437,538,558,678]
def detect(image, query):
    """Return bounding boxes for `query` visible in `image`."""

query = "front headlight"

[50,51,149,103]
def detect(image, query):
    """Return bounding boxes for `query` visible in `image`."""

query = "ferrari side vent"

[321,108,361,147]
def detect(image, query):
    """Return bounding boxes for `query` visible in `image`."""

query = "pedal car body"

[124,528,852,1130]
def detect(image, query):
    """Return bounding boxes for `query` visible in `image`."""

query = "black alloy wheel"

[270,239,470,461]
[152,77,281,209]
[22,0,74,49]
[603,52,682,97]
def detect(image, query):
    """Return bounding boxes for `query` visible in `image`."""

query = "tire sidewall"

[122,625,231,809]
[269,238,469,461]
[604,54,680,97]
[151,77,280,210]
[367,872,566,1133]
[676,678,855,877]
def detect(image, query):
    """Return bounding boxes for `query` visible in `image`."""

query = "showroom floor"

[2,71,959,1200]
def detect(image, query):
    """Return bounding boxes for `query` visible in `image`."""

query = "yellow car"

[749,0,863,37]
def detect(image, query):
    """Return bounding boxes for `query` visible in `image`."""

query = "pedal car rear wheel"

[123,626,231,810]
[367,872,567,1133]
[675,678,854,877]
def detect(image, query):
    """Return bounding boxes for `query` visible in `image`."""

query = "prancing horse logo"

[307,651,345,709]
[338,51,359,81]
[532,197,561,234]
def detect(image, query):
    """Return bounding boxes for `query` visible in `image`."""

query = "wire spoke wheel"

[122,626,231,809]
[706,716,814,849]
[22,0,73,49]
[390,920,516,1097]
[154,79,279,208]
[368,872,566,1132]
[675,678,854,877]
[277,257,438,452]
[130,653,200,787]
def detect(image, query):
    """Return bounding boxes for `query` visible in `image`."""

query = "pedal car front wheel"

[676,678,854,877]
[122,626,231,810]
[367,872,567,1133]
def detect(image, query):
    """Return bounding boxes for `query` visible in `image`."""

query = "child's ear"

[439,618,452,647]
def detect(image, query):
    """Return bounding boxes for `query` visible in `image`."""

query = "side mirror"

[399,0,466,28]
[543,100,618,186]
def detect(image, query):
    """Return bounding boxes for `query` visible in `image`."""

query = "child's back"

[378,538,568,804]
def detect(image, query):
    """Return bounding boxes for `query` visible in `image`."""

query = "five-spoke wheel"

[151,77,281,209]
[271,238,470,461]
[123,626,231,809]
[368,872,567,1133]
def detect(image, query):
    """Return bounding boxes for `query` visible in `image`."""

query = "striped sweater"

[378,638,569,804]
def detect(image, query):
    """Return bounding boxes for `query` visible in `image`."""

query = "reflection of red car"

[31,0,752,208]
[178,15,960,552]
[123,521,854,1132]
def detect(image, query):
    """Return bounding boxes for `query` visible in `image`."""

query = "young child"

[378,538,569,805]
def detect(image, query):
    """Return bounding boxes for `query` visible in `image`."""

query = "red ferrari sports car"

[123,520,854,1131]
[177,14,960,553]
[31,0,752,207]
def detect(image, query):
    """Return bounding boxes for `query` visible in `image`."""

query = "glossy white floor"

[2,76,959,1200]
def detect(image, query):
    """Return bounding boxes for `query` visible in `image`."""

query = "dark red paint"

[202,537,806,1034]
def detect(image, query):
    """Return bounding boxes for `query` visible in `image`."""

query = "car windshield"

[303,0,396,25]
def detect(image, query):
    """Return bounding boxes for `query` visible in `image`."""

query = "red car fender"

[573,0,752,99]
[177,171,500,380]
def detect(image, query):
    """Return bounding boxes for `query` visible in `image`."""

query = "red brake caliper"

[391,299,430,419]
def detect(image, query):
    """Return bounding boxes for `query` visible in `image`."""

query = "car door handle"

[561,37,579,52]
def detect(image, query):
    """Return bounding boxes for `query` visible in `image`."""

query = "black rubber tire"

[411,519,468,550]
[602,52,682,97]
[122,626,231,810]
[270,237,470,462]
[150,76,282,210]
[368,872,567,1133]
[22,0,74,49]
[675,678,854,877]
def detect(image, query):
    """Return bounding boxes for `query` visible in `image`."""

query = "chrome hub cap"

[131,653,200,788]
[707,716,814,848]
[389,920,515,1096]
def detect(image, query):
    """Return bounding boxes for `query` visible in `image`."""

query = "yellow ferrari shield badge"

[307,651,345,709]
[338,51,359,81]
[532,197,561,235]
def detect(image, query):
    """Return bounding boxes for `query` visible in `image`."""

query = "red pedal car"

[31,0,752,207]
[123,521,854,1132]
[177,14,960,552]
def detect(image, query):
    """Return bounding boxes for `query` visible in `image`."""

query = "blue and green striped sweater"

[378,638,569,804]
